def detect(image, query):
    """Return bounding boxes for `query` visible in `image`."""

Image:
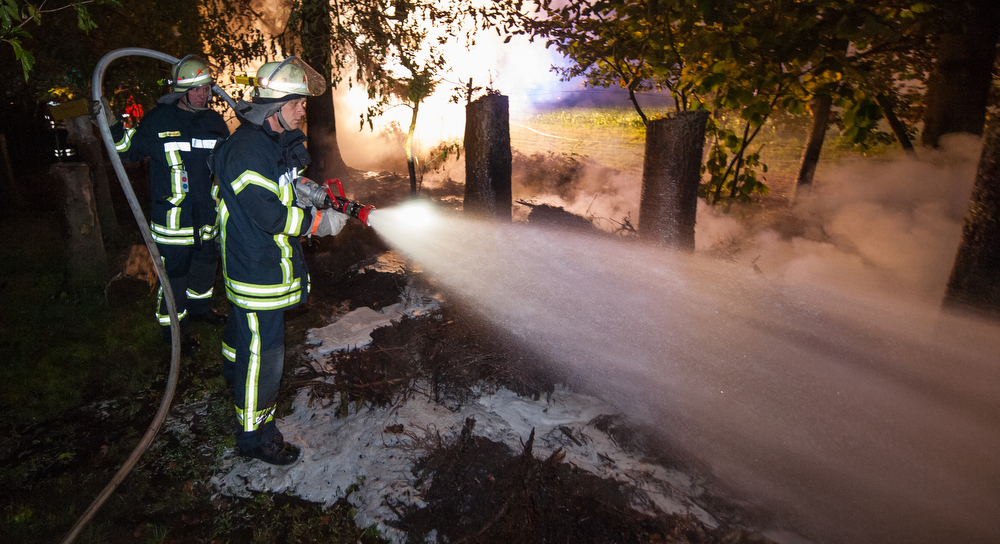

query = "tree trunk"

[65,115,121,241]
[304,88,349,182]
[921,1,1000,148]
[300,0,349,182]
[0,133,25,210]
[794,95,833,192]
[51,162,108,290]
[792,39,849,204]
[405,101,419,194]
[463,94,512,221]
[639,110,709,251]
[942,118,1000,319]
[874,93,914,154]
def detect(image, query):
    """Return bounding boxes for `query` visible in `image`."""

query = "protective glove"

[308,207,348,237]
[87,97,117,127]
[294,176,327,209]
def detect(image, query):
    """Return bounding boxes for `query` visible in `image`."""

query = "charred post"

[463,93,512,221]
[51,162,108,290]
[942,117,1000,319]
[65,115,121,240]
[639,110,709,251]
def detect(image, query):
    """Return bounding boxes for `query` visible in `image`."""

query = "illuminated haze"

[365,136,1000,543]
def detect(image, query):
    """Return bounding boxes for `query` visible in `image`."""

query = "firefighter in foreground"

[213,57,347,465]
[109,55,230,353]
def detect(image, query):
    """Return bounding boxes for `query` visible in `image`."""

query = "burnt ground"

[1,166,779,543]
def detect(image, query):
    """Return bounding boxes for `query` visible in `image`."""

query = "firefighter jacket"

[112,100,229,245]
[212,121,314,312]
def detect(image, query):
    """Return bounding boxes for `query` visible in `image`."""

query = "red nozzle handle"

[323,178,345,205]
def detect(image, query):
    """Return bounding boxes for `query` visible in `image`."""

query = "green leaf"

[20,49,34,81]
[2,4,16,28]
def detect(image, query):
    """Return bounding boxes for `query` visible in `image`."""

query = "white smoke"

[742,134,981,302]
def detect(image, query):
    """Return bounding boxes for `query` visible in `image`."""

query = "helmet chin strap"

[276,109,293,131]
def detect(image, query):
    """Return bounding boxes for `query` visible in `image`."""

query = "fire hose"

[60,48,237,544]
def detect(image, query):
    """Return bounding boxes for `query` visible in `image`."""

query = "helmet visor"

[259,57,327,97]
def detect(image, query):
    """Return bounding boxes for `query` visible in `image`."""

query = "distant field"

[510,108,650,174]
[508,106,890,197]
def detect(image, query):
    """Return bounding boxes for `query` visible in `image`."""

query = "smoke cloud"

[744,134,980,302]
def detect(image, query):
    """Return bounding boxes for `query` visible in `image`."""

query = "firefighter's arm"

[235,172,312,237]
[110,112,154,163]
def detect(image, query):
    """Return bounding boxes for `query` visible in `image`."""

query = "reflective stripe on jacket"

[213,121,313,311]
[112,100,229,245]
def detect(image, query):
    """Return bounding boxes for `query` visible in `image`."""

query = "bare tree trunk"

[793,95,833,201]
[639,110,709,251]
[921,1,1000,147]
[874,93,915,154]
[405,101,420,194]
[66,116,121,241]
[51,162,108,290]
[0,133,25,209]
[942,118,1000,319]
[301,0,349,182]
[464,94,512,221]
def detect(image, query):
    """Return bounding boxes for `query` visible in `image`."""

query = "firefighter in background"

[213,57,347,465]
[109,54,231,353]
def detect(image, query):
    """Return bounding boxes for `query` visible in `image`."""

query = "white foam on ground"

[212,383,716,544]
[304,284,443,363]
[212,285,717,543]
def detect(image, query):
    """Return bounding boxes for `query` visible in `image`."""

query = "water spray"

[372,209,1000,544]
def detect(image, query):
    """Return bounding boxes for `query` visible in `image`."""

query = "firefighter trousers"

[156,237,219,342]
[222,305,286,452]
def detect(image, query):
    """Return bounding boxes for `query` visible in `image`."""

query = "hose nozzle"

[323,179,374,226]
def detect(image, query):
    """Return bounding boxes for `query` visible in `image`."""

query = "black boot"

[163,321,198,355]
[240,432,300,465]
[180,334,200,355]
[190,309,227,326]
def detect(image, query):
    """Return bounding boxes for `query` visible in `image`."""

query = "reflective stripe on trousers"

[224,304,286,452]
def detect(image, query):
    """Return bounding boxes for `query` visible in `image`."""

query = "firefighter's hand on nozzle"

[294,176,328,209]
[308,207,347,237]
[88,97,117,127]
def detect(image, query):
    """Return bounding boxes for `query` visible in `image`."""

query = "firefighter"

[109,54,231,353]
[213,57,347,465]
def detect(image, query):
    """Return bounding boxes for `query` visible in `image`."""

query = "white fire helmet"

[253,57,327,101]
[172,55,216,92]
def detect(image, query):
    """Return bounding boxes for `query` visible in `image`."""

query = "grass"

[511,107,652,174]
[0,199,383,543]
[0,208,162,425]
[510,105,902,188]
